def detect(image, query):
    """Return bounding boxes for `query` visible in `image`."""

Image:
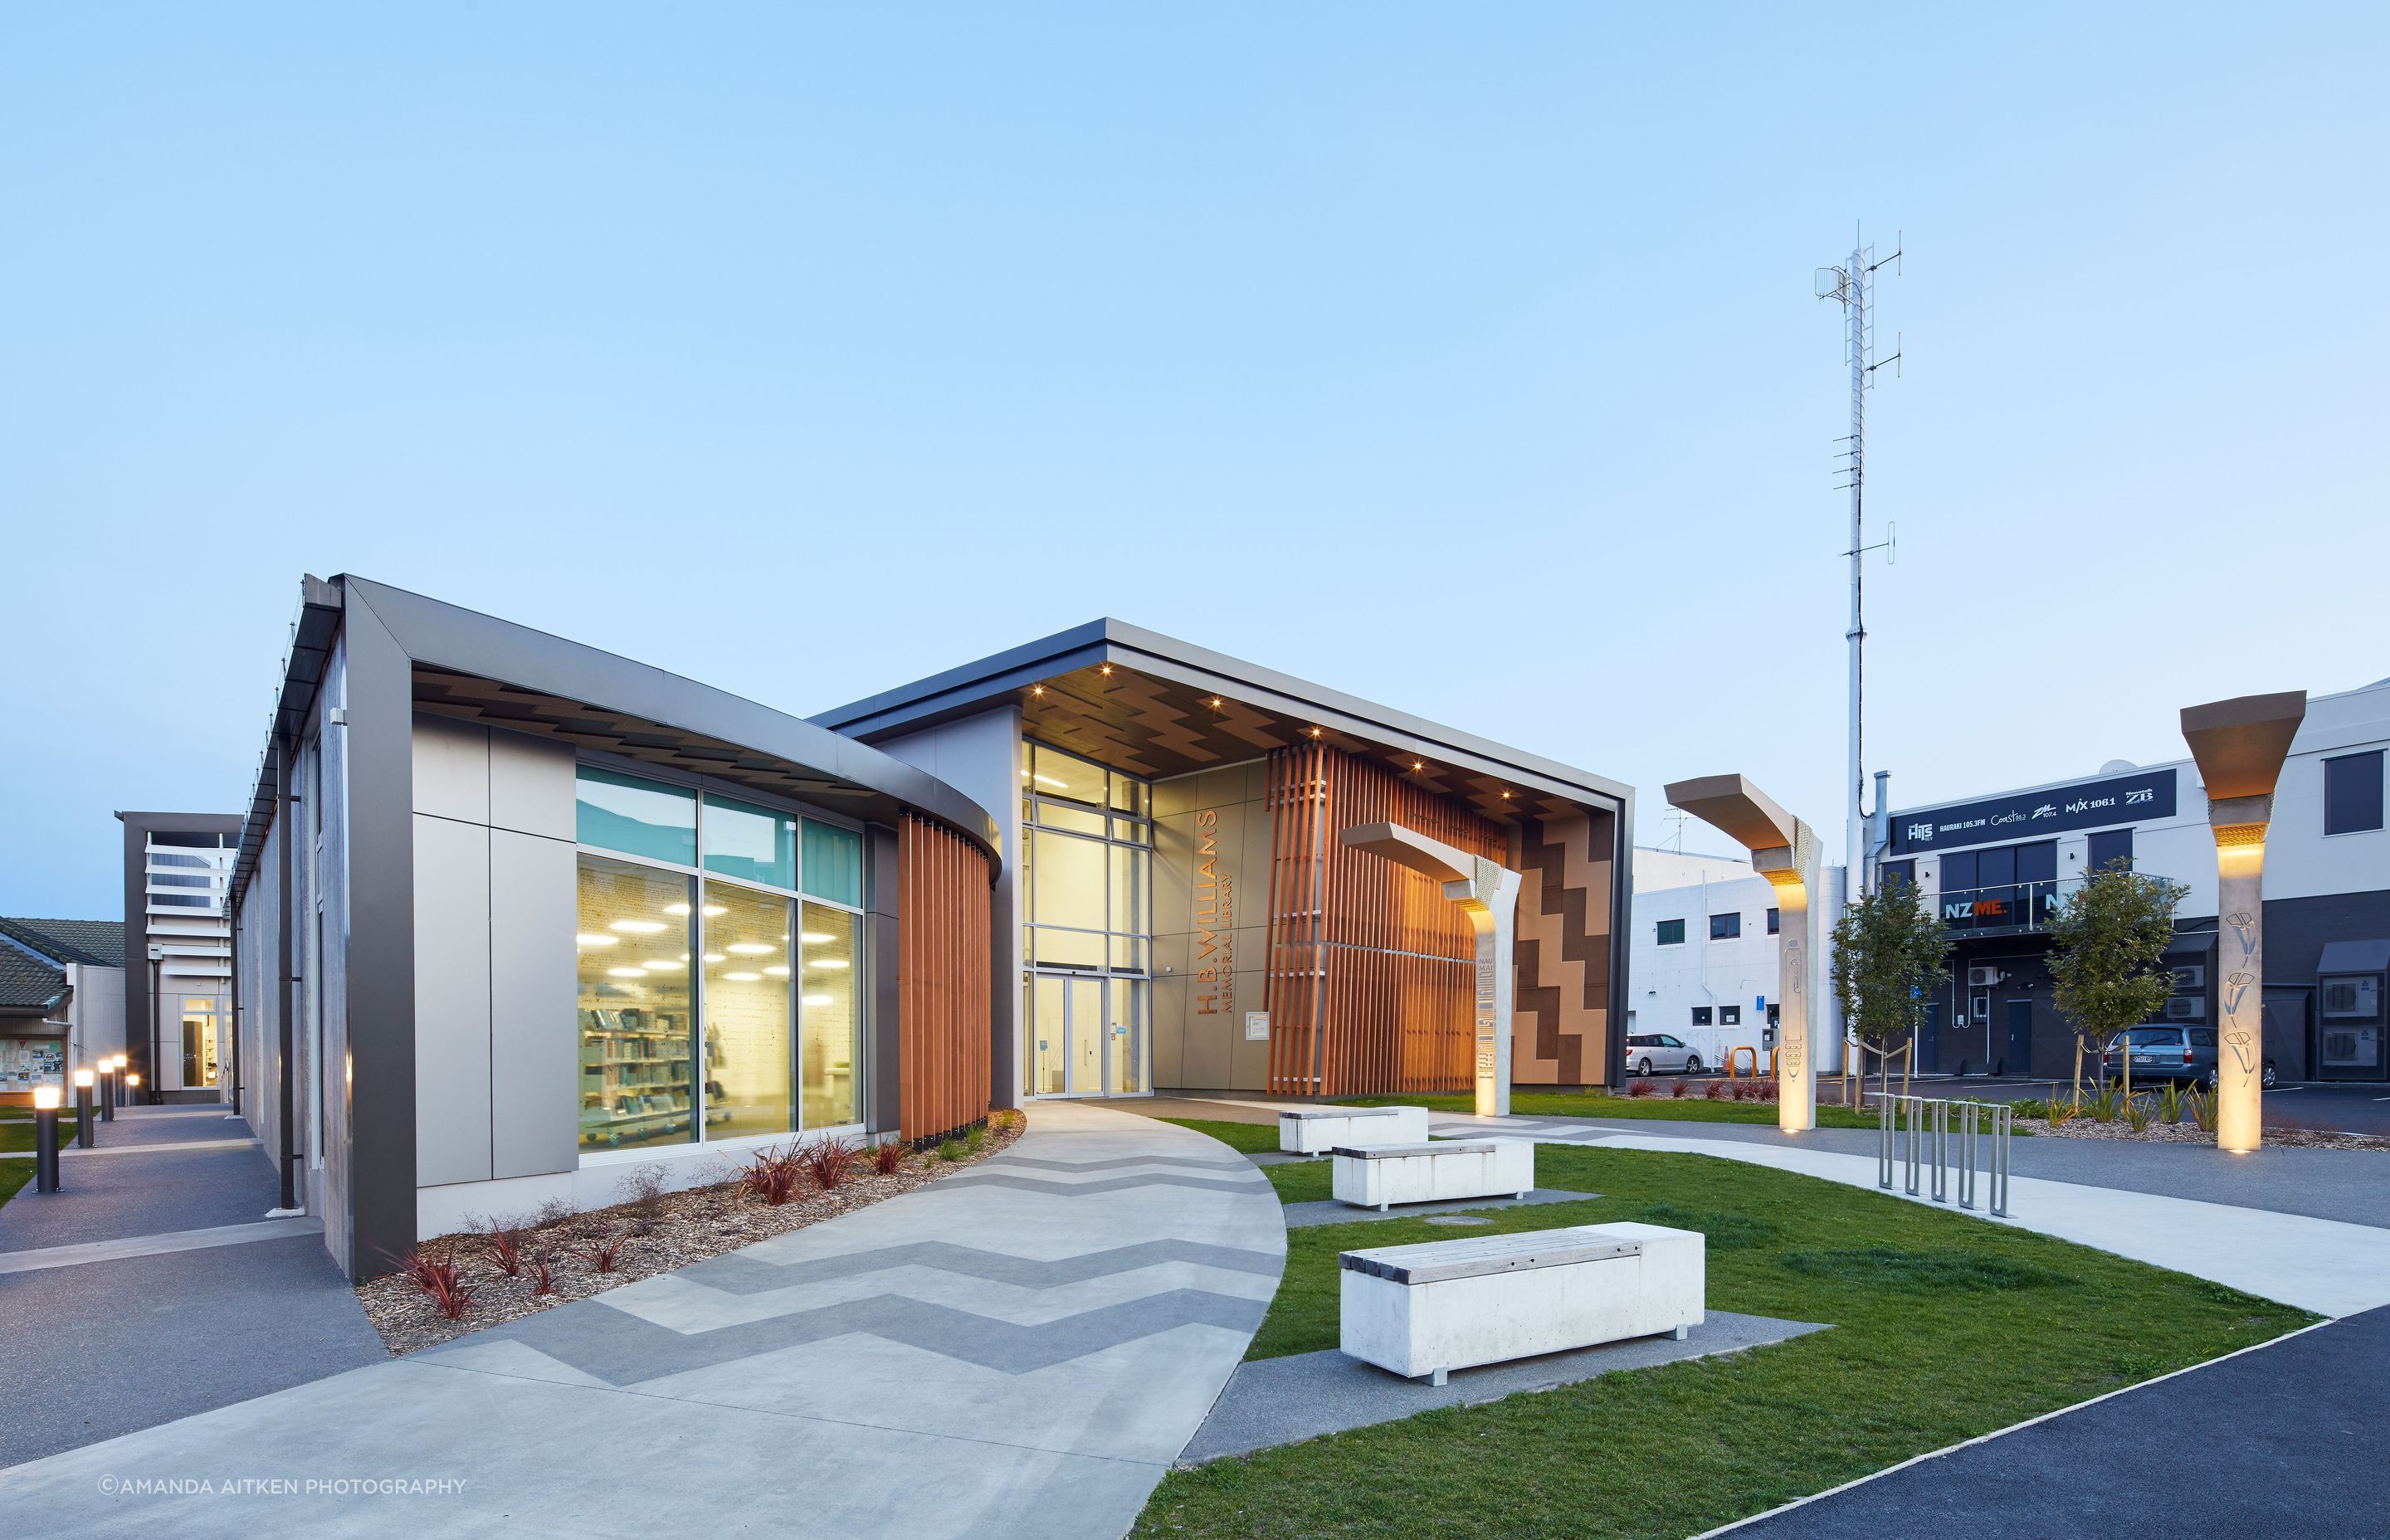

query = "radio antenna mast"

[1816,227,1900,900]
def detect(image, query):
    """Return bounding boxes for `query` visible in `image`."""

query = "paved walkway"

[0,1102,1284,1539]
[0,1108,385,1469]
[1718,1304,2390,1539]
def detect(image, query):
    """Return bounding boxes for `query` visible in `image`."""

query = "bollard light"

[72,1067,95,1148]
[98,1058,117,1122]
[32,1085,62,1194]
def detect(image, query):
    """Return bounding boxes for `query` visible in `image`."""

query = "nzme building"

[230,577,1632,1279]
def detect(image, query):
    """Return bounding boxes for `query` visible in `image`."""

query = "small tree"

[1831,880,1951,1108]
[2045,860,2188,1103]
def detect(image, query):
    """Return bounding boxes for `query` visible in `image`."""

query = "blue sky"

[5,5,2384,915]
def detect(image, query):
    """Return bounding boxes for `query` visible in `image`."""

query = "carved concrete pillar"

[1665,775,1819,1133]
[2180,691,2307,1154]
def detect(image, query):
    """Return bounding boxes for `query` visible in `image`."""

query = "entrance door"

[1027,974,1120,1097]
[2005,1001,2034,1078]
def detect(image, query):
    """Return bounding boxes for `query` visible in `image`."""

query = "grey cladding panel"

[412,814,493,1187]
[412,714,490,824]
[490,828,578,1180]
[489,728,576,843]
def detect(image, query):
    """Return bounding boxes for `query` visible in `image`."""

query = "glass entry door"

[1026,973,1147,1097]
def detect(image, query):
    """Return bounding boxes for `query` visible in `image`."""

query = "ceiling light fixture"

[763,966,791,977]
[724,972,762,982]
[702,952,726,963]
[702,904,728,917]
[808,958,851,970]
[606,967,647,979]
[726,942,775,955]
[798,931,833,943]
[610,919,668,934]
[663,902,690,916]
[802,994,832,1007]
[641,960,680,972]
[575,934,618,949]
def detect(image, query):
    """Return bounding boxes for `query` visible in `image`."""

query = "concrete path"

[1714,1305,2390,1539]
[1418,1112,2390,1318]
[0,1102,1284,1539]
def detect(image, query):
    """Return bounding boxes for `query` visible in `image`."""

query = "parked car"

[2100,1024,2277,1091]
[1625,1033,1704,1076]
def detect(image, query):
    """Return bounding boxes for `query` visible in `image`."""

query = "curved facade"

[229,576,997,1279]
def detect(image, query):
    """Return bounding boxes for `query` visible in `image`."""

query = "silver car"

[1626,1032,1704,1076]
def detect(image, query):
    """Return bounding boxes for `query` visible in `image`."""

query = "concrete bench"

[1279,1105,1429,1155]
[1330,1138,1534,1211]
[1339,1222,1705,1385]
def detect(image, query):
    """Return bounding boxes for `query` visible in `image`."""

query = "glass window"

[577,768,697,866]
[1766,908,1780,935]
[1109,772,1149,817]
[1030,743,1107,807]
[1032,829,1108,932]
[801,820,865,907]
[1690,1006,1712,1026]
[1112,817,1149,846]
[2087,828,2134,873]
[702,880,792,1137]
[577,855,697,1151]
[798,902,861,1128]
[1656,918,1685,946]
[1710,913,1741,940]
[180,1001,220,1088]
[1109,846,1148,936]
[704,797,795,889]
[151,873,212,888]
[1036,802,1107,836]
[1035,928,1106,968]
[150,894,212,908]
[1720,1006,1741,1026]
[151,852,212,870]
[2324,751,2385,836]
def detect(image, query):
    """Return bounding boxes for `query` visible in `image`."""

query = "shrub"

[485,1226,524,1278]
[1757,1079,1781,1103]
[966,1124,986,1151]
[2156,1082,2188,1125]
[529,1196,575,1231]
[2046,1095,2079,1126]
[617,1164,670,1233]
[2085,1086,2121,1123]
[870,1139,906,1175]
[992,1109,1025,1133]
[2122,1096,2153,1133]
[2188,1087,2217,1133]
[936,1138,965,1162]
[1703,1079,1729,1101]
[801,1138,858,1191]
[529,1247,556,1296]
[1624,1078,1657,1099]
[1668,1078,1691,1099]
[578,1234,625,1274]
[739,1146,803,1206]
[390,1248,476,1319]
[2009,1097,2048,1121]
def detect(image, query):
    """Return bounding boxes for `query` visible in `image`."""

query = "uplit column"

[1666,774,1818,1133]
[2180,691,2307,1156]
[1338,823,1523,1118]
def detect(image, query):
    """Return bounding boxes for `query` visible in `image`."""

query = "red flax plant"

[484,1225,524,1278]
[1668,1078,1693,1099]
[801,1138,858,1192]
[528,1247,557,1296]
[870,1139,905,1176]
[739,1145,804,1206]
[1625,1077,1658,1099]
[390,1248,477,1320]
[578,1234,625,1274]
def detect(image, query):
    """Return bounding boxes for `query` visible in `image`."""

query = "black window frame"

[1719,1005,1741,1026]
[1765,907,1779,935]
[1656,918,1685,947]
[1710,912,1741,941]
[1689,1006,1712,1026]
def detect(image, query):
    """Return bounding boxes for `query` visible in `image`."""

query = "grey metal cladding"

[334,576,1001,859]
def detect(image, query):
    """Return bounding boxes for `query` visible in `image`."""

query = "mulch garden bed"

[2015,1115,2390,1151]
[360,1114,1023,1357]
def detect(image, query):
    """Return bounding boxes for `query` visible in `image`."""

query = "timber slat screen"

[1263,743,1508,1097]
[898,814,993,1143]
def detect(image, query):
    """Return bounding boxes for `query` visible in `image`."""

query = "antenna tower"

[1815,228,1900,899]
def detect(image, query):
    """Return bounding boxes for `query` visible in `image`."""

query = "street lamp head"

[32,1086,61,1110]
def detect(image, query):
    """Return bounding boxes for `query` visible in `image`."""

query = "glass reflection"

[577,855,696,1150]
[702,880,792,1135]
[799,901,861,1128]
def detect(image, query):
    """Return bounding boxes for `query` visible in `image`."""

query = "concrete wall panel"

[490,828,577,1180]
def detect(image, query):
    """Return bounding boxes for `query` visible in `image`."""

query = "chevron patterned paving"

[981,1153,1257,1174]
[673,1237,1281,1296]
[939,1169,1270,1197]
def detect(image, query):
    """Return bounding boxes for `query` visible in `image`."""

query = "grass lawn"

[0,1115,86,1153]
[1340,1089,1892,1131]
[1137,1117,2309,1539]
[0,1162,32,1205]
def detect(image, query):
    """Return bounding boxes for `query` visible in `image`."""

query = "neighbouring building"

[1627,849,1846,1075]
[118,812,241,1104]
[0,917,124,1104]
[1877,675,2390,1084]
[229,577,1636,1279]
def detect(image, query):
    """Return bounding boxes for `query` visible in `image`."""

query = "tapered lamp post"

[1338,821,1523,1117]
[98,1055,117,1122]
[72,1067,95,1148]
[2180,691,2307,1154]
[32,1085,62,1194]
[1666,775,1819,1133]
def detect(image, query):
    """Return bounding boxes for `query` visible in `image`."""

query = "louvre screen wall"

[898,813,993,1142]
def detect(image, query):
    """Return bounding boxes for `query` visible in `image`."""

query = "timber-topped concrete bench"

[1330,1138,1534,1211]
[1339,1222,1705,1386]
[1279,1105,1429,1155]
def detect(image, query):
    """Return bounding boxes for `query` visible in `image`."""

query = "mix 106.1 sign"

[1890,768,2177,855]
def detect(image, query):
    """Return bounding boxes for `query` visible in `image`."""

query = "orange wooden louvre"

[898,813,993,1143]
[1263,743,1508,1097]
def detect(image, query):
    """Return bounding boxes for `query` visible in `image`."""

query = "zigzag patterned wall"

[1513,810,1616,1085]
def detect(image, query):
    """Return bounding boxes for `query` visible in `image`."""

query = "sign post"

[1666,775,1819,1133]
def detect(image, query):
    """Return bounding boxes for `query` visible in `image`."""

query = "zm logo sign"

[1892,768,2176,855]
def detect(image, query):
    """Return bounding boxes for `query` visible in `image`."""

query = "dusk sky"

[6,4,2384,916]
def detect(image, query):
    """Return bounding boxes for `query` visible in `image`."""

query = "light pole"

[32,1085,62,1194]
[146,944,165,1107]
[72,1067,95,1148]
[2180,691,2306,1154]
[98,1055,117,1121]
[1666,775,1820,1133]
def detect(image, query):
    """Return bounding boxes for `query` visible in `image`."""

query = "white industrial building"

[1627,847,1846,1075]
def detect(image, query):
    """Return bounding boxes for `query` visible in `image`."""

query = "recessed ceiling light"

[808,958,850,970]
[702,904,727,917]
[663,902,690,916]
[726,942,775,955]
[763,966,791,977]
[641,960,680,972]
[575,934,618,949]
[798,932,833,943]
[724,972,762,982]
[802,994,833,1007]
[1210,697,1223,708]
[610,919,668,934]
[1100,665,1113,675]
[702,952,726,963]
[606,967,646,979]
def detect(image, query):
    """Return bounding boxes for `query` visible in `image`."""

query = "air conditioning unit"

[2168,964,2206,991]
[1966,966,2003,988]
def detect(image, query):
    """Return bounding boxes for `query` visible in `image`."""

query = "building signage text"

[1193,809,1235,1021]
[1890,768,2177,855]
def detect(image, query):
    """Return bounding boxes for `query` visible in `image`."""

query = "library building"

[230,577,1632,1279]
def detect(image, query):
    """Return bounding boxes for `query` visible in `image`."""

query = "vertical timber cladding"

[897,813,993,1143]
[1264,743,1508,1096]
[1513,809,1616,1085]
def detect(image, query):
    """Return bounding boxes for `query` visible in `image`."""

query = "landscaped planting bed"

[1339,1089,1888,1130]
[1136,1118,2310,1540]
[359,1114,1022,1355]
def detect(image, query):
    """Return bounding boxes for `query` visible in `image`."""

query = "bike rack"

[1877,1094,2010,1217]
